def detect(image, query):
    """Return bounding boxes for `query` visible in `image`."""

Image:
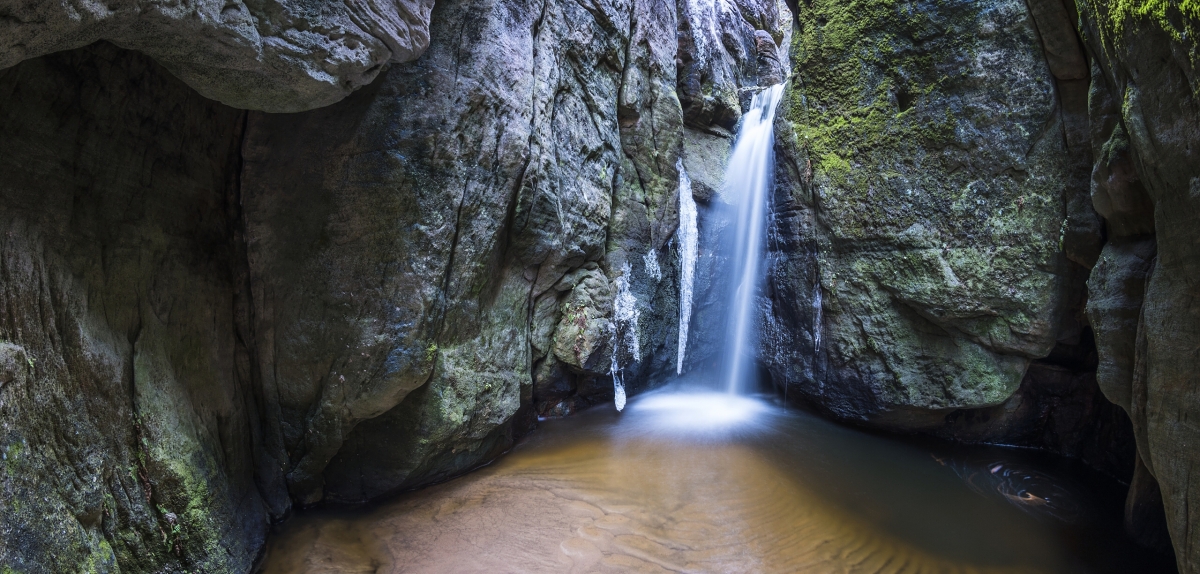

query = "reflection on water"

[258,387,1174,574]
[937,456,1087,525]
[627,392,769,433]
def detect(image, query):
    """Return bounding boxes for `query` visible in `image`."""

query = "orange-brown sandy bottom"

[258,391,1172,574]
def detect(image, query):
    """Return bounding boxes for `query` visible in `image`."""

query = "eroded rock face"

[0,0,790,566]
[243,0,793,506]
[239,0,676,504]
[1073,0,1200,569]
[0,0,434,111]
[1,5,792,572]
[768,0,1198,564]
[766,0,1082,426]
[0,44,266,573]
[676,0,791,129]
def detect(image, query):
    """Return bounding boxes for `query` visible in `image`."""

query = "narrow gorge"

[0,0,1197,571]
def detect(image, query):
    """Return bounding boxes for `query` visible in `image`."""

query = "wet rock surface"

[1073,0,1200,569]
[764,0,1198,567]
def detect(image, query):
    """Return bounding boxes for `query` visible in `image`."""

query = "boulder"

[0,0,435,111]
[768,0,1078,426]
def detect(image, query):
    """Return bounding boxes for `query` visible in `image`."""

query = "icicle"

[609,264,640,411]
[677,160,699,375]
[812,278,823,353]
[643,249,662,282]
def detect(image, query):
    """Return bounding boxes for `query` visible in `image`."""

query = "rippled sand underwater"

[259,390,1173,574]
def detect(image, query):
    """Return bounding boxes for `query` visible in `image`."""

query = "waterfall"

[676,160,699,375]
[722,84,785,394]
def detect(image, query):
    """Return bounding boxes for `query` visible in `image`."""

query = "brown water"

[258,388,1174,574]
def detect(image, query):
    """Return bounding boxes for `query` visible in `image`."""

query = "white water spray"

[723,84,785,394]
[676,160,699,375]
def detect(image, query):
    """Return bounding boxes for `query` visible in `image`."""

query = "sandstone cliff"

[770,0,1199,568]
[0,0,786,570]
[1077,0,1200,567]
[2,0,1199,570]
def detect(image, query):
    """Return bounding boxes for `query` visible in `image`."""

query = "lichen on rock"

[768,0,1077,425]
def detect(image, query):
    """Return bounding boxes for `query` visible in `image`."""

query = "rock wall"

[238,0,679,504]
[1073,0,1200,569]
[769,0,1091,425]
[0,44,266,573]
[772,0,1200,566]
[0,0,788,569]
[238,0,790,506]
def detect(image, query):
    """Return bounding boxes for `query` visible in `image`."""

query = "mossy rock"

[770,0,1074,425]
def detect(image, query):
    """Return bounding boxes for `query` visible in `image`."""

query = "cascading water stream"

[722,84,785,394]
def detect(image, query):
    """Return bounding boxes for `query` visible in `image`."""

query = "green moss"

[784,0,1066,414]
[818,152,851,173]
[789,0,972,238]
[143,454,237,568]
[1100,0,1200,42]
[133,370,237,568]
[1086,0,1200,85]
[1101,121,1131,161]
[3,441,23,476]
[80,539,116,574]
